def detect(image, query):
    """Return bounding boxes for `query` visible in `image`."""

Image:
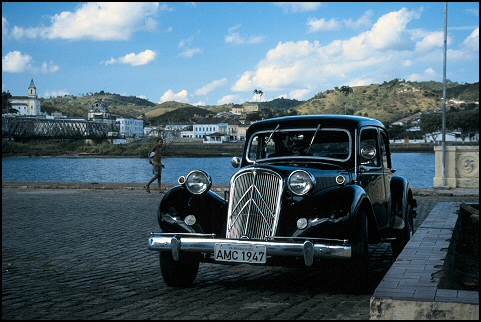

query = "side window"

[360,128,379,167]
[380,131,391,169]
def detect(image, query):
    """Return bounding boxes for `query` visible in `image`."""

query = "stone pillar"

[434,145,479,188]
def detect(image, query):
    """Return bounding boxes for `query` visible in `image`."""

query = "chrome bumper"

[148,233,351,266]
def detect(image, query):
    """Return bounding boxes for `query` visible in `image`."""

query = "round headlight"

[288,170,314,196]
[185,170,212,195]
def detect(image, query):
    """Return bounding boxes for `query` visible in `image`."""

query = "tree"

[339,86,353,114]
[2,91,17,115]
[448,110,479,142]
[253,89,263,102]
[388,124,407,142]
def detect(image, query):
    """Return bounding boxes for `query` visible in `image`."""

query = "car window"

[380,130,391,169]
[247,128,351,162]
[360,128,380,167]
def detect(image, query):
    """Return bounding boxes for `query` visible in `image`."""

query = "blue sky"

[2,2,479,106]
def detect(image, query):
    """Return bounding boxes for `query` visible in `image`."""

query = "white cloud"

[104,50,157,66]
[194,101,206,106]
[232,7,443,100]
[444,28,479,61]
[407,67,439,81]
[289,88,313,100]
[195,78,228,96]
[415,31,445,52]
[44,90,69,98]
[178,32,203,57]
[344,10,373,29]
[179,47,202,58]
[2,51,32,73]
[225,24,264,45]
[461,27,479,54]
[2,17,9,42]
[307,18,341,33]
[217,94,241,105]
[274,2,322,13]
[2,51,59,73]
[179,31,200,48]
[362,7,422,50]
[11,2,162,41]
[159,89,190,104]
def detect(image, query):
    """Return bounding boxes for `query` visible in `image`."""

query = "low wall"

[370,202,479,320]
[434,146,479,188]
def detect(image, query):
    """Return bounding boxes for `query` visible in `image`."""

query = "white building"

[116,118,144,138]
[8,79,41,116]
[193,118,228,140]
[425,131,479,143]
[87,99,117,131]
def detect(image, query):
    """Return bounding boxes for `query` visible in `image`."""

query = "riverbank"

[3,139,478,158]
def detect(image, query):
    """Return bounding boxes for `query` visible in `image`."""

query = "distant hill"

[38,80,478,125]
[147,104,216,124]
[294,79,479,124]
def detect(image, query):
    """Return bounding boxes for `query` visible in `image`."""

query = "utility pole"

[442,2,448,186]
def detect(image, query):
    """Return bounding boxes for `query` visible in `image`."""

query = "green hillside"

[38,79,478,126]
[296,79,479,124]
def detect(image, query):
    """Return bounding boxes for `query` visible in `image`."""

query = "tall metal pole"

[442,2,448,186]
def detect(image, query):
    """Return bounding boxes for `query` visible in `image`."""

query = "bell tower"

[28,78,37,98]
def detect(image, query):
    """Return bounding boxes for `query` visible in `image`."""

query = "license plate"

[214,243,266,264]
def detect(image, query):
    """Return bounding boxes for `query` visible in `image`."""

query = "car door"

[358,127,389,228]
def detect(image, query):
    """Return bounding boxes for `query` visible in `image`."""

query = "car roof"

[246,114,385,135]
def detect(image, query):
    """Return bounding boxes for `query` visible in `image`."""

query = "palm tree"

[258,90,264,102]
[339,86,353,114]
[253,89,259,102]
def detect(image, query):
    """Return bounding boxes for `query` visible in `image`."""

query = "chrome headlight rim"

[287,170,314,196]
[185,170,212,195]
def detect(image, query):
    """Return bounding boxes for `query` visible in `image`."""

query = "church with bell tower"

[9,79,42,116]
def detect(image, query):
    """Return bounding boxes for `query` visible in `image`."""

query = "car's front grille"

[227,169,283,240]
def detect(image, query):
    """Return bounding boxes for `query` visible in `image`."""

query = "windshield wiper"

[261,124,280,151]
[306,124,321,155]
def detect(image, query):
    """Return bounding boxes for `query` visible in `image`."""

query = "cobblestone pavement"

[2,188,478,320]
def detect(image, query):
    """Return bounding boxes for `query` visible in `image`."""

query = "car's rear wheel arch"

[359,197,379,244]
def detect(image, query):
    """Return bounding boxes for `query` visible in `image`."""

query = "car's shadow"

[193,244,396,295]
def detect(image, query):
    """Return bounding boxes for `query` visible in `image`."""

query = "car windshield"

[247,128,351,162]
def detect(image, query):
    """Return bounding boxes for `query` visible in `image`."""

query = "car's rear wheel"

[160,251,200,287]
[391,203,413,257]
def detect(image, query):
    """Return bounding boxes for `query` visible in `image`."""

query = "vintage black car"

[148,115,417,291]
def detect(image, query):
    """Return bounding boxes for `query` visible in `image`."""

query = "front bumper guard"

[148,233,351,266]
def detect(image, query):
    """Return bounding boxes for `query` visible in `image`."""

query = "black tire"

[391,203,413,257]
[346,211,370,294]
[160,252,200,288]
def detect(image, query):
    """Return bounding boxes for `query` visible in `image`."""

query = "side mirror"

[231,156,241,168]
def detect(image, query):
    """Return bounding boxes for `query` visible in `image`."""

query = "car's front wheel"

[160,251,200,287]
[346,211,370,294]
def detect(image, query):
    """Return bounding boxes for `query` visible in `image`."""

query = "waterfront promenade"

[2,182,478,320]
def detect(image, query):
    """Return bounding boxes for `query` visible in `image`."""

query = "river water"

[2,153,436,188]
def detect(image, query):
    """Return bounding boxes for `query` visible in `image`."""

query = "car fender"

[289,185,380,242]
[341,184,381,243]
[390,175,416,219]
[157,185,228,235]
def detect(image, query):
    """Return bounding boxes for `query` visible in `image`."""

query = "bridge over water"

[2,116,108,139]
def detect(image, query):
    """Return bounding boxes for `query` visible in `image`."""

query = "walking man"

[145,138,165,193]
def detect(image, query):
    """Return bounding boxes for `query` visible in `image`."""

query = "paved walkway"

[2,185,478,320]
